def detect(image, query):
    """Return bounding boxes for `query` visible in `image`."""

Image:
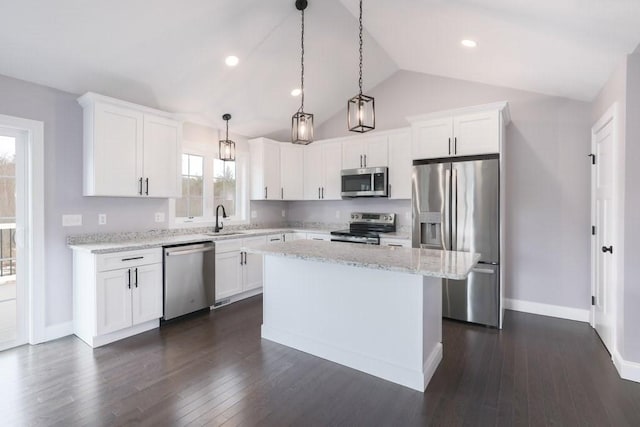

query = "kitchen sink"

[205,231,246,237]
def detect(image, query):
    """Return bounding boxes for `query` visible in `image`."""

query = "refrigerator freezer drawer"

[443,264,499,327]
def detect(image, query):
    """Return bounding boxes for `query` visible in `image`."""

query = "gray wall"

[316,70,593,311]
[623,52,640,362]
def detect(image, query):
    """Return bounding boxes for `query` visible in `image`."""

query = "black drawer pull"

[122,256,144,261]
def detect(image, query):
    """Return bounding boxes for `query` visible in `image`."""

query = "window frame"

[169,140,249,228]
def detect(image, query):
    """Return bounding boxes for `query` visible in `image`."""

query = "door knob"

[602,246,613,254]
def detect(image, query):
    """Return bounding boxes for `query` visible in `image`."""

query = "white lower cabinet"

[73,247,163,348]
[215,236,267,302]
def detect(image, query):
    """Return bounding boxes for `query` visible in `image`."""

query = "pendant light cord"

[299,8,305,112]
[358,0,363,96]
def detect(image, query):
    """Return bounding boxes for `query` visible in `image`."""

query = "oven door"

[341,167,388,197]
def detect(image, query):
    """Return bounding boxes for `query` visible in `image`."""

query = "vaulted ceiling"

[0,0,639,137]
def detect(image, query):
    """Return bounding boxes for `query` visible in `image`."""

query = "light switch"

[155,212,165,223]
[98,214,107,225]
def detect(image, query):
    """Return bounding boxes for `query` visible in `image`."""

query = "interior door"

[452,156,500,262]
[592,115,616,352]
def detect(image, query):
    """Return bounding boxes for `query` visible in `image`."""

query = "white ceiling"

[0,0,638,137]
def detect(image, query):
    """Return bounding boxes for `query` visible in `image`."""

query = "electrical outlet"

[281,209,286,218]
[335,210,340,219]
[62,214,82,227]
[98,214,107,225]
[155,212,165,223]
[251,210,257,219]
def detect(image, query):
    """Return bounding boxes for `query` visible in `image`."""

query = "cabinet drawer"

[215,238,243,253]
[96,248,162,272]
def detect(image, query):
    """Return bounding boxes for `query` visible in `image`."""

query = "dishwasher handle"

[165,245,215,257]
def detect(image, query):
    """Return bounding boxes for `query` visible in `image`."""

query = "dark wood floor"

[1,296,639,426]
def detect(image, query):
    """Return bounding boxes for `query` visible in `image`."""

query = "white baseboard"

[613,350,640,383]
[504,298,590,322]
[43,321,73,342]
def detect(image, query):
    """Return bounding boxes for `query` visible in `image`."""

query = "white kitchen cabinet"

[380,237,411,248]
[304,141,342,200]
[409,102,509,160]
[280,145,304,200]
[342,135,388,169]
[285,232,306,241]
[215,236,267,301]
[249,138,281,200]
[78,92,182,198]
[306,233,330,241]
[73,247,164,348]
[387,129,412,199]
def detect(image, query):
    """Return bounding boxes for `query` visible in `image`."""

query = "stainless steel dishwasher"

[163,241,215,321]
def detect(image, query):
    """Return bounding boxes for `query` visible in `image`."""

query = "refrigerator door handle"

[471,267,496,274]
[443,167,451,250]
[451,168,458,251]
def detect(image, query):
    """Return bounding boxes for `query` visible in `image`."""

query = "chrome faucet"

[214,204,227,232]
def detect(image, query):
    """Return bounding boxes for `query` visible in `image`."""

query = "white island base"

[261,256,442,392]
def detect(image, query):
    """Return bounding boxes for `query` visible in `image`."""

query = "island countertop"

[246,239,480,280]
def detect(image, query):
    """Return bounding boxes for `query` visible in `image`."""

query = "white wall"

[286,199,411,229]
[316,70,593,311]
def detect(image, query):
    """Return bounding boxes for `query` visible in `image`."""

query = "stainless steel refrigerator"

[412,154,500,327]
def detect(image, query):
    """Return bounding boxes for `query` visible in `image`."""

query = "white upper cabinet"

[280,145,304,200]
[304,141,342,200]
[249,138,281,200]
[387,129,412,199]
[409,102,510,160]
[78,92,182,198]
[342,135,388,169]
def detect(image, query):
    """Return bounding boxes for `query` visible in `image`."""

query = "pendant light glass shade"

[219,113,235,162]
[292,0,314,145]
[348,0,375,133]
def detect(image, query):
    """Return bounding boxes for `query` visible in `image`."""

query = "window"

[176,154,203,218]
[213,159,236,217]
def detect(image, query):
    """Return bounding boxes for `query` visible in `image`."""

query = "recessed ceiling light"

[225,55,239,67]
[461,39,477,48]
[291,88,302,97]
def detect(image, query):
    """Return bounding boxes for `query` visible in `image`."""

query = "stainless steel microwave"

[341,167,388,198]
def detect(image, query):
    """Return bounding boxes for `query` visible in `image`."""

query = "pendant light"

[219,113,235,162]
[347,0,375,133]
[291,0,314,144]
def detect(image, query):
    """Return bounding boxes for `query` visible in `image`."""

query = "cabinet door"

[215,251,243,300]
[412,118,453,160]
[284,232,306,241]
[303,145,323,200]
[92,103,143,196]
[96,269,132,335]
[242,236,267,292]
[263,142,281,200]
[388,130,412,199]
[453,111,500,156]
[143,115,181,197]
[280,145,304,200]
[322,142,343,200]
[364,135,388,168]
[342,140,365,169]
[131,263,163,325]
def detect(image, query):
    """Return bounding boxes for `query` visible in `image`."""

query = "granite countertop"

[246,240,479,280]
[68,228,333,254]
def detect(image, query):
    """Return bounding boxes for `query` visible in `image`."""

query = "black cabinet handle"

[243,251,247,265]
[448,138,451,155]
[454,137,457,154]
[240,252,243,265]
[139,177,143,195]
[281,187,284,199]
[318,187,321,199]
[602,246,613,254]
[145,178,149,195]
[360,155,363,168]
[364,154,367,167]
[264,187,267,199]
[122,256,144,262]
[321,187,324,199]
[127,269,131,289]
[134,267,138,287]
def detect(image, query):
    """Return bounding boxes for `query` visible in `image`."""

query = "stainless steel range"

[330,212,396,245]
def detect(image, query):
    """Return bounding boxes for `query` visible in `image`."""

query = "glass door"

[0,129,26,351]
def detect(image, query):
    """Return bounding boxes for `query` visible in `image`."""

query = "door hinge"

[592,225,596,235]
[592,295,596,306]
[588,153,596,165]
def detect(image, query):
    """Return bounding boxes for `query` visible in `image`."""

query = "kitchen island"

[247,240,480,392]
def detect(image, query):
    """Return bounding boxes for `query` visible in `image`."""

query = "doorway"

[591,104,619,355]
[0,129,26,351]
